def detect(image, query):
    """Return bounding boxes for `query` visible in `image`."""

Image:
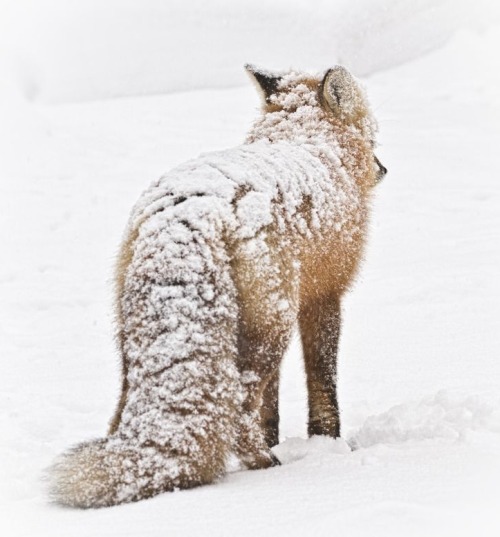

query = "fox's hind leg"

[260,369,280,448]
[299,294,342,438]
[231,242,296,467]
[235,323,291,469]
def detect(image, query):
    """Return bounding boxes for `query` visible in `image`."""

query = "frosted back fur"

[49,65,385,508]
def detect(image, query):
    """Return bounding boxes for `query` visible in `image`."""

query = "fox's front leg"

[299,294,342,438]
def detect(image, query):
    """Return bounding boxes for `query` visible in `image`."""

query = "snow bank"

[272,390,500,465]
[350,391,500,449]
[2,0,498,103]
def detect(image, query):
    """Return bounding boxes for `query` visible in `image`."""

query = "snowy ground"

[1,2,500,536]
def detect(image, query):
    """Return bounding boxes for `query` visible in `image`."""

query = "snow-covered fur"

[49,65,385,508]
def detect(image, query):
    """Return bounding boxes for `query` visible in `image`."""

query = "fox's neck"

[246,105,375,198]
[245,74,338,153]
[245,106,336,153]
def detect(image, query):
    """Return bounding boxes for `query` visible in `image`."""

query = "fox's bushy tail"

[49,198,242,508]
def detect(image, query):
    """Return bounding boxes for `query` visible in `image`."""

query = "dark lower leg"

[299,295,342,438]
[261,370,280,448]
[236,327,289,467]
[235,379,279,469]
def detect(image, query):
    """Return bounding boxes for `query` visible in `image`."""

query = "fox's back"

[129,140,367,291]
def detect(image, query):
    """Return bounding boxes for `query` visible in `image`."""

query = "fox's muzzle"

[374,155,387,182]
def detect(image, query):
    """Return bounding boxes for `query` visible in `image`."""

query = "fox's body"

[50,66,385,508]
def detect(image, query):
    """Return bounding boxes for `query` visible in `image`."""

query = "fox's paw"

[239,448,280,470]
[269,452,281,467]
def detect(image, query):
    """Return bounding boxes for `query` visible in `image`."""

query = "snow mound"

[350,391,500,449]
[273,435,351,464]
[273,392,500,465]
[2,0,498,103]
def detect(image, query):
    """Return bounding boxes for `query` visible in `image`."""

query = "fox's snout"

[375,155,387,182]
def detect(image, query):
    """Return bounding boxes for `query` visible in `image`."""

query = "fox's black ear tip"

[244,64,263,75]
[245,64,274,76]
[245,65,282,103]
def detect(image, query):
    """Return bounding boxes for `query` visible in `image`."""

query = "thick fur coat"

[49,65,386,508]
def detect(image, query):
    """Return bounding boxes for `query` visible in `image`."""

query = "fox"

[49,64,386,508]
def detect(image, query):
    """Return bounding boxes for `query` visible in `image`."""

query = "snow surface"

[1,1,500,535]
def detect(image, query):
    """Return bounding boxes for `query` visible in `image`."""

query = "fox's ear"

[321,66,364,123]
[245,64,282,104]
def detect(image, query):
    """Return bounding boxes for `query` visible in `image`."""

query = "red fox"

[49,64,386,508]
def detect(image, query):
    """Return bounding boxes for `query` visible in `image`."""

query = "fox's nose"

[374,156,387,181]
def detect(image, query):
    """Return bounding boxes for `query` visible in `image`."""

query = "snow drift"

[1,0,498,103]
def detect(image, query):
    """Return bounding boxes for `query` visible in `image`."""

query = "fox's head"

[245,65,387,186]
